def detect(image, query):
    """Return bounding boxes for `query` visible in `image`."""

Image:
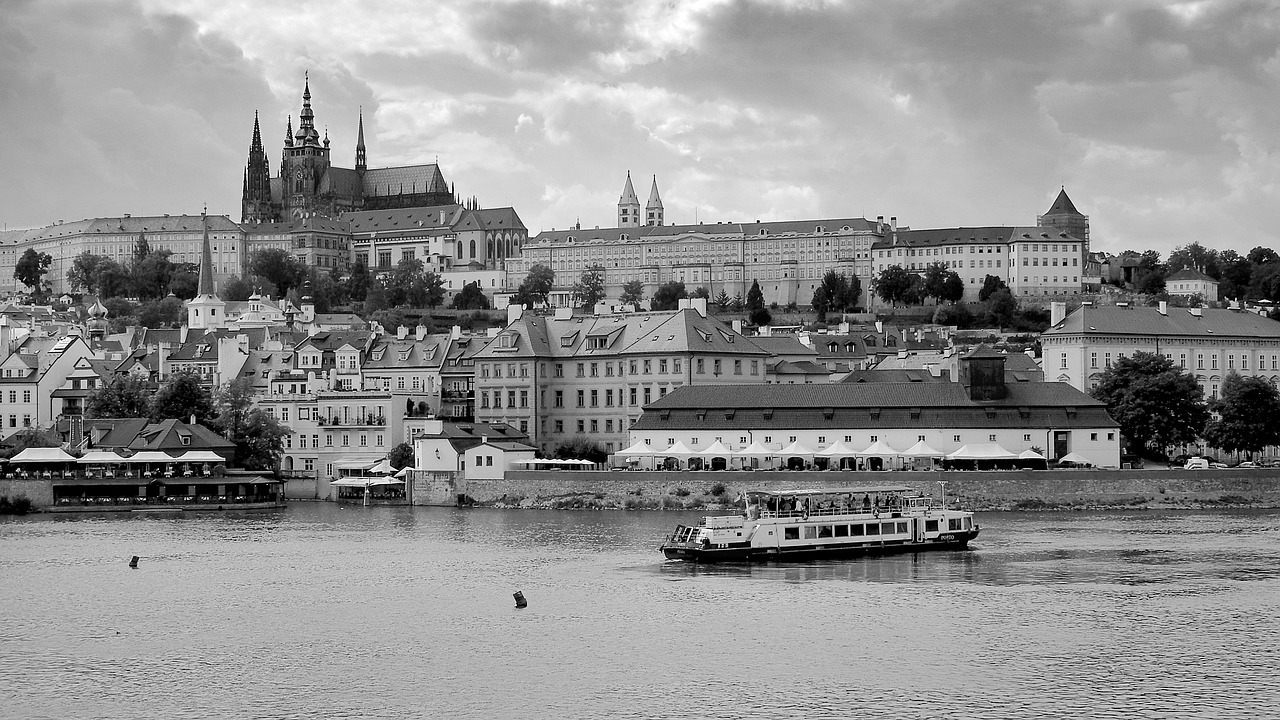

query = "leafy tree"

[1167,242,1219,278]
[85,375,152,419]
[651,281,688,311]
[450,281,490,310]
[986,289,1018,328]
[620,280,645,306]
[167,265,200,300]
[220,275,254,302]
[131,249,176,300]
[749,307,772,326]
[363,279,390,314]
[1090,352,1209,457]
[137,297,184,328]
[0,427,63,459]
[372,306,410,334]
[690,286,710,300]
[1203,373,1280,459]
[746,280,765,311]
[133,231,151,263]
[1249,263,1280,303]
[553,436,607,464]
[345,257,372,303]
[901,274,927,306]
[512,264,555,307]
[713,289,731,310]
[572,265,606,311]
[235,410,287,471]
[812,270,850,321]
[1134,269,1165,295]
[247,248,307,297]
[1248,246,1279,266]
[151,372,215,425]
[1218,251,1252,300]
[388,442,415,470]
[102,297,136,320]
[68,252,125,296]
[14,248,52,293]
[922,262,964,304]
[978,274,1008,302]
[872,265,914,306]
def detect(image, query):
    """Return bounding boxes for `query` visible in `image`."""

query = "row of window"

[1086,351,1280,371]
[285,432,385,449]
[6,391,33,403]
[483,358,761,379]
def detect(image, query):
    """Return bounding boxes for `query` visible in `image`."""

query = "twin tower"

[618,171,663,227]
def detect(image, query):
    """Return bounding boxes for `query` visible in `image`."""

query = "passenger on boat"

[747,497,760,520]
[862,494,872,511]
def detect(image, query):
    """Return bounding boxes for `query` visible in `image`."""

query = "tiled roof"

[343,205,463,233]
[19,215,241,241]
[1044,188,1082,217]
[530,217,879,245]
[362,164,449,196]
[643,381,1105,410]
[1165,268,1217,283]
[1043,306,1280,339]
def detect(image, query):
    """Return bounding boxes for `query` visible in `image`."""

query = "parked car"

[1209,462,1229,469]
[1182,457,1209,470]
[1235,461,1257,469]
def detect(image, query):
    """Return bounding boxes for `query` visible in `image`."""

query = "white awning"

[856,439,901,457]
[1058,452,1093,465]
[367,459,395,475]
[1019,449,1047,460]
[333,458,380,470]
[778,440,816,458]
[10,447,78,464]
[735,441,773,458]
[618,440,653,457]
[698,440,734,457]
[78,450,126,464]
[173,450,226,463]
[657,441,697,457]
[947,443,1019,461]
[121,451,178,463]
[816,440,859,458]
[329,476,405,487]
[901,440,945,458]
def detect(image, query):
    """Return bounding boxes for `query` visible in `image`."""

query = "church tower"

[645,175,664,226]
[355,107,367,175]
[186,210,226,330]
[618,171,641,227]
[241,111,274,223]
[280,73,333,219]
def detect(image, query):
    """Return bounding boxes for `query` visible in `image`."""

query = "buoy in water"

[513,590,527,609]
[128,556,139,569]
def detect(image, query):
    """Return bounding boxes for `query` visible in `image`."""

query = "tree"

[749,307,772,326]
[812,271,850,321]
[512,264,555,307]
[137,297,184,328]
[746,280,765,312]
[872,265,914,306]
[1134,269,1165,295]
[345,257,372,303]
[1248,246,1279,266]
[843,274,863,311]
[651,281,688,311]
[102,297,136,320]
[1167,242,1220,278]
[85,375,152,419]
[1090,352,1209,457]
[620,280,645,306]
[1249,263,1280,303]
[1218,251,1252,300]
[939,272,964,305]
[363,279,390,314]
[14,248,52,293]
[167,265,200,300]
[388,442,415,470]
[248,248,307,297]
[553,436,607,464]
[730,294,745,312]
[1203,373,1280,459]
[151,372,215,425]
[986,289,1018,328]
[236,410,287,471]
[220,275,255,302]
[372,306,409,334]
[978,274,1008,302]
[130,249,176,300]
[922,263,964,305]
[690,286,710,300]
[450,281,490,310]
[713,289,731,310]
[68,252,121,296]
[133,231,151,263]
[572,265,606,311]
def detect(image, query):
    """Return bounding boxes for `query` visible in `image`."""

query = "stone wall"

[0,479,54,508]
[446,468,1280,511]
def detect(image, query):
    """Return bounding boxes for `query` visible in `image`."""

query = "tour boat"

[660,485,979,562]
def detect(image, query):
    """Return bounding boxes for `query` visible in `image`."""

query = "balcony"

[442,389,474,402]
[314,415,387,428]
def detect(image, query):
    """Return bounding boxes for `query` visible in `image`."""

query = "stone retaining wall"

[0,479,54,509]
[447,468,1280,511]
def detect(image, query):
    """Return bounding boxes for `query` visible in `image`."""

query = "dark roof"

[362,164,449,196]
[634,382,1114,431]
[1044,188,1083,217]
[1044,305,1280,339]
[1165,268,1217,283]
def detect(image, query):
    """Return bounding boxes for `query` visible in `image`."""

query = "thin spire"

[355,106,367,171]
[198,208,215,296]
[284,114,293,147]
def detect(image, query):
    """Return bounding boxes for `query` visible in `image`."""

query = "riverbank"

[419,467,1280,512]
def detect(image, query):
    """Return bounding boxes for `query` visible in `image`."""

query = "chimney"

[876,215,884,232]
[396,325,408,339]
[875,320,883,333]
[732,319,743,333]
[1050,301,1067,326]
[690,297,707,317]
[450,324,462,340]
[1190,307,1203,317]
[415,325,427,341]
[507,304,524,326]
[1158,301,1168,315]
[890,216,897,232]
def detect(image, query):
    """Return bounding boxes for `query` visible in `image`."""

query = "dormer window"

[180,435,191,446]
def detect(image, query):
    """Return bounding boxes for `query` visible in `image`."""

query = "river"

[2,505,1278,719]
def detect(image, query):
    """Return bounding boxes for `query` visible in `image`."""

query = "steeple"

[198,208,215,297]
[1037,186,1089,244]
[242,111,273,223]
[295,72,320,147]
[355,107,367,173]
[645,175,664,226]
[284,114,294,148]
[618,171,641,228]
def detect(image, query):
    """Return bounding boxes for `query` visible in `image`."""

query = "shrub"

[710,482,726,496]
[0,496,32,515]
[674,487,691,497]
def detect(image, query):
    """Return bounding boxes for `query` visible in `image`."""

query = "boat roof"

[747,486,915,497]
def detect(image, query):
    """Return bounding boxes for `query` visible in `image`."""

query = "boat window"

[834,525,849,538]
[895,521,908,534]
[925,519,939,533]
[818,525,834,538]
[963,517,972,530]
[849,524,864,536]
[784,526,800,540]
[803,526,818,540]
[865,523,880,536]
[949,518,963,531]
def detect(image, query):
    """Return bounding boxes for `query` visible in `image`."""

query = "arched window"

[469,239,476,258]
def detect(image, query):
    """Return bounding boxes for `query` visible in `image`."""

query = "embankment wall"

[442,468,1280,511]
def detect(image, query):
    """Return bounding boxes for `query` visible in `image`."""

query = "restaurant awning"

[174,450,226,463]
[367,459,395,475]
[657,441,697,458]
[856,439,901,457]
[901,440,945,458]
[78,450,127,464]
[9,447,77,464]
[947,443,1019,460]
[698,440,734,458]
[333,458,380,470]
[1058,452,1093,465]
[618,440,653,457]
[121,451,178,463]
[329,476,405,487]
[778,440,816,458]
[735,441,773,458]
[816,440,859,458]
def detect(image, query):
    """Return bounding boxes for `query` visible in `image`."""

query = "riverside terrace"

[0,447,283,512]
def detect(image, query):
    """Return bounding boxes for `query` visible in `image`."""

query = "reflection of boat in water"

[661,486,979,563]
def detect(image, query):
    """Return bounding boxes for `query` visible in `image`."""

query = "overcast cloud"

[3,0,1278,257]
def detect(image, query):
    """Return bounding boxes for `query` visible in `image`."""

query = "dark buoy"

[513,590,527,609]
[128,556,139,569]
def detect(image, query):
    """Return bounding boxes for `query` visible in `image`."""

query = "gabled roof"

[362,164,449,197]
[1165,267,1218,283]
[1043,188,1083,217]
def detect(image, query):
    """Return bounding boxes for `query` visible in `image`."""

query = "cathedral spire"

[646,175,664,226]
[618,171,641,228]
[284,114,294,147]
[296,72,319,146]
[355,106,367,172]
[250,111,263,153]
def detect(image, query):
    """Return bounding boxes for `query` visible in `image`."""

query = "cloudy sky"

[4,0,1279,257]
